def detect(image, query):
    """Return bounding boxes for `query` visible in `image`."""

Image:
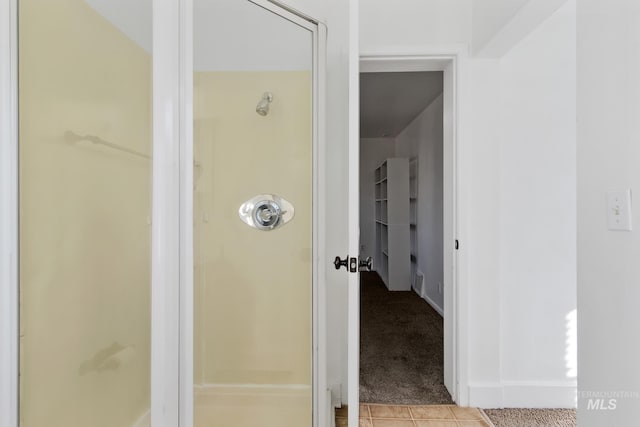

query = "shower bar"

[65,131,150,159]
[65,130,201,167]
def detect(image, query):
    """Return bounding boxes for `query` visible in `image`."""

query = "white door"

[347,3,361,423]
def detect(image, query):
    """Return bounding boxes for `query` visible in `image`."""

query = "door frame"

[357,47,470,406]
[0,0,327,426]
[0,0,19,425]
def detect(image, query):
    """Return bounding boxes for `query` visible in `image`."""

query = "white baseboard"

[131,409,150,427]
[468,381,577,409]
[422,292,444,317]
[411,271,444,316]
[501,381,577,408]
[468,383,504,408]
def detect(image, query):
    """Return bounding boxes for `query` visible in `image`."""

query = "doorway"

[359,70,449,404]
[349,54,465,416]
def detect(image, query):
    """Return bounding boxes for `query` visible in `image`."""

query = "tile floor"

[335,404,493,427]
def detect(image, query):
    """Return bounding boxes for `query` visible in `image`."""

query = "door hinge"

[455,239,459,250]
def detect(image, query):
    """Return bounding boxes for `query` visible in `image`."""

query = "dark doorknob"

[359,257,372,271]
[334,255,349,270]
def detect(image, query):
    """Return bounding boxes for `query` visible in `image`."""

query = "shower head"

[256,92,273,116]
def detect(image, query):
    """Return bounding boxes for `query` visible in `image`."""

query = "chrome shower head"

[256,92,273,116]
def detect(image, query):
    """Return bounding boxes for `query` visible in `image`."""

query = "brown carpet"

[359,272,453,404]
[483,408,577,427]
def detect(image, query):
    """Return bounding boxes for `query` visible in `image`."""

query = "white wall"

[468,1,577,408]
[473,0,569,58]
[395,95,445,312]
[360,0,472,54]
[466,57,503,392]
[471,0,528,54]
[498,0,577,396]
[359,138,395,262]
[577,0,640,425]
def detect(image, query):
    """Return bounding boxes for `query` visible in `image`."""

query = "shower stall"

[2,0,325,426]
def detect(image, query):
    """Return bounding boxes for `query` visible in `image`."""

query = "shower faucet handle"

[238,194,294,231]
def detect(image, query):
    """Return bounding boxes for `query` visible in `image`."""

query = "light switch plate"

[607,190,633,231]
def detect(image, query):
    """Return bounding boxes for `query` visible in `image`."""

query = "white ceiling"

[84,0,312,71]
[360,72,443,139]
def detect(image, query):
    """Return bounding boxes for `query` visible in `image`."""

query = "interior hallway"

[359,272,452,405]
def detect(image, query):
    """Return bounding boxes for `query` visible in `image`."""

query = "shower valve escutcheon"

[238,194,294,231]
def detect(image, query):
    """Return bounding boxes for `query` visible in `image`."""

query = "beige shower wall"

[193,72,312,387]
[19,1,151,426]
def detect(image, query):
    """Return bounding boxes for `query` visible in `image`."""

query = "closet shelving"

[374,158,411,291]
